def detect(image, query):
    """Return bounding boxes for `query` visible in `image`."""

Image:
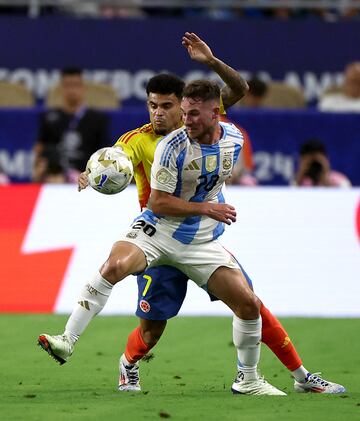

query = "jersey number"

[142,275,152,297]
[131,220,156,237]
[195,174,220,194]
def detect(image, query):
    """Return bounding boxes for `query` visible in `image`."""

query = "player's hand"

[203,203,237,225]
[182,32,215,65]
[78,171,89,192]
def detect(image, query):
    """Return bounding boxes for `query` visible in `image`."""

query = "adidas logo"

[78,300,90,310]
[184,161,200,171]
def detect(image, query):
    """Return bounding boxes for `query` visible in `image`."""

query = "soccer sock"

[64,272,113,344]
[124,326,152,364]
[260,303,302,372]
[232,315,262,381]
[291,365,309,382]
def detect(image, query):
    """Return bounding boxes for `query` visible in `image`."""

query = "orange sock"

[260,303,302,371]
[124,326,152,364]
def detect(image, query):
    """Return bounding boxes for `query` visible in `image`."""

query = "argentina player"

[114,80,284,395]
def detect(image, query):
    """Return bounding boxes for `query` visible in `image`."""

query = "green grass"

[0,315,359,421]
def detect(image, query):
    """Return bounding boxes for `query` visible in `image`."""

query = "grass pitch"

[0,315,359,421]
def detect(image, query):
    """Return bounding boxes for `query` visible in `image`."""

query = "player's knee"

[234,293,260,319]
[101,255,130,284]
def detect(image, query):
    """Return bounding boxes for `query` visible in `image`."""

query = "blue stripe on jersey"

[160,132,187,167]
[172,143,221,244]
[141,209,159,226]
[212,190,225,240]
[172,215,201,244]
[212,222,225,240]
[233,143,242,165]
[226,126,244,142]
[189,142,221,203]
[217,190,225,203]
[173,147,187,197]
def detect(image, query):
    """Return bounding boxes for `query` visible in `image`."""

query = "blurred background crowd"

[2,0,360,21]
[0,0,359,188]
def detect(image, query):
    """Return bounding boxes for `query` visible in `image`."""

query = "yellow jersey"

[114,123,160,209]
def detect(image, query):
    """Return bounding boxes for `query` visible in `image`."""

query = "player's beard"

[154,128,168,136]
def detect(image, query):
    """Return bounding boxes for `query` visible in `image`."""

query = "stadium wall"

[0,17,359,104]
[1,184,359,317]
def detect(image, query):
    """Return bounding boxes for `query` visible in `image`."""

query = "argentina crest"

[222,155,232,170]
[205,155,217,172]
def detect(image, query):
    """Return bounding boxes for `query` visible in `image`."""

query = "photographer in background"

[294,139,351,187]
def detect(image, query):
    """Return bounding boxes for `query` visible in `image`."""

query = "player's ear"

[212,106,220,119]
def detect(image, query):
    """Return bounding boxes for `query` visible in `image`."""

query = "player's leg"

[119,319,167,391]
[207,266,285,395]
[236,265,304,377]
[238,264,346,394]
[207,267,261,380]
[38,241,147,364]
[119,265,188,391]
[178,241,285,395]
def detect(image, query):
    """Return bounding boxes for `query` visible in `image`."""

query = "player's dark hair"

[183,80,220,102]
[248,77,268,98]
[61,67,83,77]
[146,73,185,99]
[300,139,327,156]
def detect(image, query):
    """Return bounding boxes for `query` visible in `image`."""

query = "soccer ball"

[86,147,133,195]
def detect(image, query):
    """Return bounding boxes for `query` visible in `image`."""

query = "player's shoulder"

[220,121,244,143]
[156,127,188,165]
[157,127,188,151]
[115,123,154,146]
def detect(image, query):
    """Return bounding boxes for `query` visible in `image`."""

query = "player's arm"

[182,32,248,109]
[150,189,236,225]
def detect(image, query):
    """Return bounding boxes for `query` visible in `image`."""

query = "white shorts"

[119,218,239,287]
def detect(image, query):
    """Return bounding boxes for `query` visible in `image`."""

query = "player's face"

[147,93,182,135]
[61,74,85,108]
[181,97,219,141]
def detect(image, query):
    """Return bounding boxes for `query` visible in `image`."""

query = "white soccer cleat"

[38,334,73,365]
[231,371,286,396]
[118,354,141,392]
[294,372,346,394]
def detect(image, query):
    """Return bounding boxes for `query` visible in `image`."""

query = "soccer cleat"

[231,369,286,396]
[294,372,346,394]
[38,334,73,365]
[118,354,141,392]
[231,371,286,396]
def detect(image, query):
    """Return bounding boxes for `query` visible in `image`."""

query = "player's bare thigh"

[207,266,260,319]
[100,241,147,284]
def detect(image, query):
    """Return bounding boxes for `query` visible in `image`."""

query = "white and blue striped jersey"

[148,121,244,244]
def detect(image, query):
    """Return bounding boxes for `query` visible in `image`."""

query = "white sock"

[232,315,262,381]
[292,365,309,382]
[64,272,113,344]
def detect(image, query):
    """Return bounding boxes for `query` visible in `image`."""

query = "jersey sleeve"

[151,137,179,194]
[113,131,142,167]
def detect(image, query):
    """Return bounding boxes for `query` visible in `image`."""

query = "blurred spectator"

[33,67,110,183]
[319,62,360,112]
[100,5,145,18]
[241,77,268,108]
[294,139,351,187]
[32,147,67,184]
